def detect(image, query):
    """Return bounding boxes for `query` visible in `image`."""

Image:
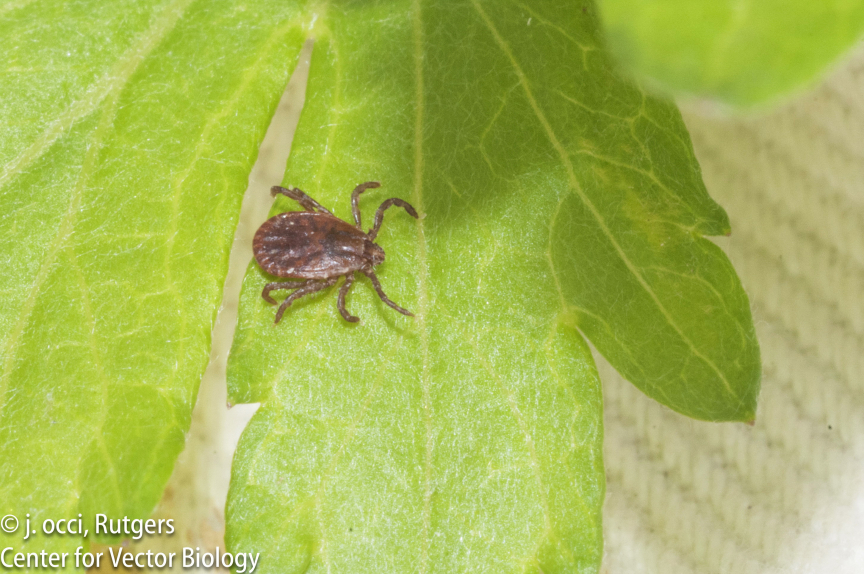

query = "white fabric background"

[601,45,864,574]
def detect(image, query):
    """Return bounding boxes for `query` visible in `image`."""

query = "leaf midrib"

[411,1,433,572]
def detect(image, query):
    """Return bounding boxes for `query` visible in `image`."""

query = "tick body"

[253,182,418,324]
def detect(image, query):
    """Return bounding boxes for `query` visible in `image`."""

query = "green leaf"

[0,0,307,556]
[227,0,758,572]
[597,0,864,106]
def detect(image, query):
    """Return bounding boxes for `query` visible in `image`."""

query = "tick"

[252,182,419,324]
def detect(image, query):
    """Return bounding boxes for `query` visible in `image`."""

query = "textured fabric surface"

[601,46,864,573]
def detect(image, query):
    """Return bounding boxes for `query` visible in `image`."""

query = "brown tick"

[252,182,418,324]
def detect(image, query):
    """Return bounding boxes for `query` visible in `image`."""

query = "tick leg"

[273,277,338,324]
[271,186,333,215]
[350,181,381,229]
[363,270,414,317]
[262,280,310,305]
[337,273,360,323]
[368,198,419,240]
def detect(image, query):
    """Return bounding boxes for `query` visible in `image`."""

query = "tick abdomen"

[254,182,417,324]
[253,211,372,279]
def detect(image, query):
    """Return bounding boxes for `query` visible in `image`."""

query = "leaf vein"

[411,0,434,569]
[470,0,740,403]
[0,0,196,190]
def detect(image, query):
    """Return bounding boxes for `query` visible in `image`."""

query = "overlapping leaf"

[0,0,309,559]
[598,0,864,106]
[226,1,759,573]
